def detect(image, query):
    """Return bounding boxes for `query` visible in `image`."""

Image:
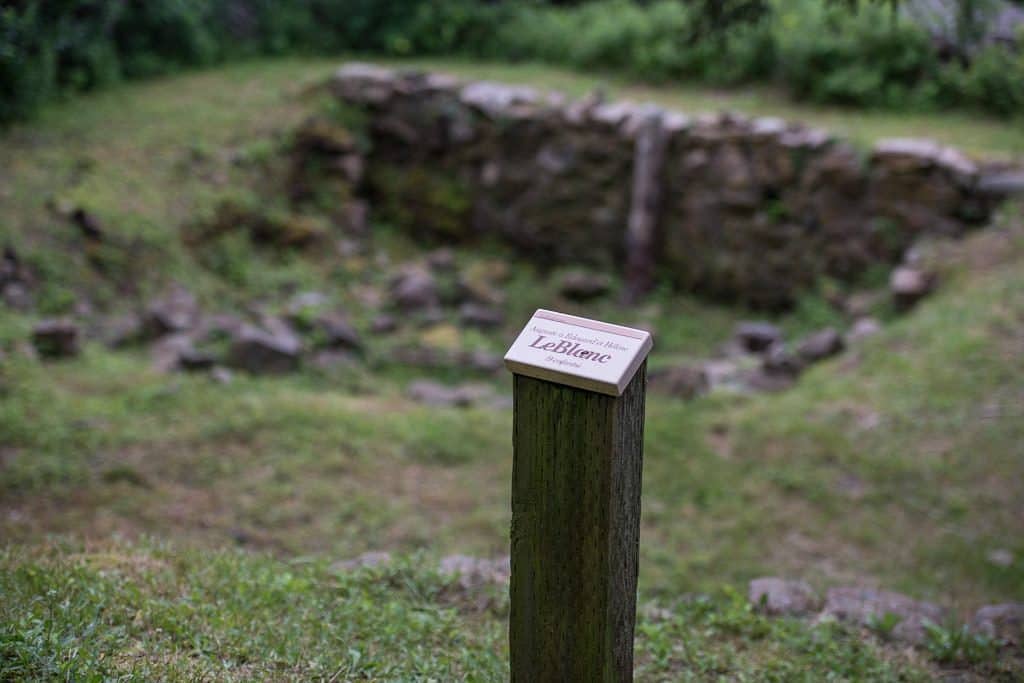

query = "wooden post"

[504,310,651,683]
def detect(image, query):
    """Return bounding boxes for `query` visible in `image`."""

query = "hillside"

[1,59,1022,680]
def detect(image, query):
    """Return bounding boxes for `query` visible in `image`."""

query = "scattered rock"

[2,281,32,311]
[32,319,80,358]
[823,587,947,644]
[749,577,819,616]
[735,322,783,353]
[309,349,358,372]
[370,314,398,334]
[762,344,804,378]
[796,328,845,363]
[406,380,494,408]
[458,302,504,329]
[333,551,393,572]
[285,291,329,320]
[890,267,935,309]
[972,603,1024,644]
[391,266,440,311]
[315,311,362,350]
[103,313,145,348]
[438,555,510,590]
[427,248,457,271]
[144,284,199,338]
[559,271,612,302]
[210,367,233,384]
[846,317,882,345]
[151,333,196,373]
[649,365,708,399]
[227,323,302,374]
[178,346,217,371]
[987,548,1015,568]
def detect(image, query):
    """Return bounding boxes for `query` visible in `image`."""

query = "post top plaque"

[504,309,653,396]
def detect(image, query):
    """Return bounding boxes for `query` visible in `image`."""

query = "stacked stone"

[329,63,1021,309]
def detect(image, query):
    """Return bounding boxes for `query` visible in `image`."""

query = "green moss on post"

[510,361,646,682]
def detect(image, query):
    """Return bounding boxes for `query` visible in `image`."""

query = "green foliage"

[2,0,1023,124]
[923,621,999,664]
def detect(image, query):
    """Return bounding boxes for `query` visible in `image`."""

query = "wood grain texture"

[510,361,646,683]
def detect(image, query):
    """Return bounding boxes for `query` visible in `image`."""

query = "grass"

[1,58,1023,679]
[1,539,939,682]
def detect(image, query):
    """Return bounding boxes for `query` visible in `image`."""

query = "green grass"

[2,58,1023,680]
[1,539,939,681]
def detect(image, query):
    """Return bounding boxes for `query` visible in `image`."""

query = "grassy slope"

[1,59,1023,679]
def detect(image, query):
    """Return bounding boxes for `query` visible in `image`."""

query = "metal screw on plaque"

[504,309,652,682]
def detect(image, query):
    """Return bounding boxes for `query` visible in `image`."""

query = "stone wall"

[327,63,1023,309]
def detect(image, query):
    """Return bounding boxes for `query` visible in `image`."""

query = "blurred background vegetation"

[3,0,1024,125]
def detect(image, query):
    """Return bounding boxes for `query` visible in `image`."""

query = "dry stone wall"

[329,63,1023,309]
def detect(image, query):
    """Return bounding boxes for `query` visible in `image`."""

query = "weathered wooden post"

[504,309,652,682]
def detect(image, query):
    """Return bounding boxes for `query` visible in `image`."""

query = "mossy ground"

[1,59,1023,680]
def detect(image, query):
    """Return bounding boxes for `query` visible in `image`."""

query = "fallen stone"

[427,248,456,271]
[890,266,935,309]
[227,323,302,374]
[333,551,392,572]
[406,380,494,408]
[735,321,783,353]
[762,344,804,377]
[151,333,195,373]
[459,302,504,329]
[987,548,1015,568]
[438,555,510,590]
[796,328,845,363]
[309,349,358,372]
[971,603,1024,644]
[391,266,440,311]
[823,587,947,644]
[977,169,1024,198]
[649,365,708,399]
[103,313,145,348]
[370,314,398,334]
[32,319,80,358]
[286,291,329,320]
[144,284,199,337]
[210,367,233,384]
[178,346,217,371]
[846,317,883,345]
[1,282,32,311]
[559,271,612,301]
[315,311,362,350]
[748,577,819,616]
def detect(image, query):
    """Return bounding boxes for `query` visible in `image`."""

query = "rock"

[734,321,783,353]
[427,248,457,271]
[649,365,708,399]
[458,302,503,329]
[227,323,302,374]
[971,603,1024,644]
[178,346,217,371]
[762,344,804,377]
[286,291,329,319]
[987,548,1014,568]
[32,319,80,358]
[796,328,845,363]
[370,314,398,334]
[315,311,362,350]
[144,284,199,337]
[890,266,935,309]
[977,169,1024,198]
[559,271,612,301]
[846,317,882,345]
[151,334,195,373]
[210,367,233,384]
[391,266,440,311]
[823,587,947,644]
[309,349,358,372]
[748,578,819,616]
[407,380,494,408]
[438,555,510,590]
[2,282,32,310]
[333,551,393,572]
[103,313,144,348]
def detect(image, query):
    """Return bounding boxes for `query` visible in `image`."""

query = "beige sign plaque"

[504,309,653,396]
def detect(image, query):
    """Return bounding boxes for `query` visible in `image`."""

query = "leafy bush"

[1,0,1022,125]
